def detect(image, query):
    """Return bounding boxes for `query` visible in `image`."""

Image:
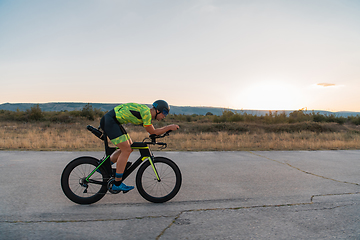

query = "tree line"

[0,104,359,125]
[0,104,103,122]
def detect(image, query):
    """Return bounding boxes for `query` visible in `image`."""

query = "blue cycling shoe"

[112,183,134,192]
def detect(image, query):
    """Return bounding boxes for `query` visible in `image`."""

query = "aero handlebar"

[87,125,171,149]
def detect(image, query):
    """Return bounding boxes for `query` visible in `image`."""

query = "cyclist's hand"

[168,124,180,131]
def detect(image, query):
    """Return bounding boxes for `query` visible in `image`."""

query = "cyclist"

[100,100,179,192]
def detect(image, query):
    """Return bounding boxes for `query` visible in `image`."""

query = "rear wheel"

[61,157,109,204]
[136,157,182,203]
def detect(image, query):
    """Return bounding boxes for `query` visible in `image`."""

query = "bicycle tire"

[61,157,109,204]
[136,157,182,203]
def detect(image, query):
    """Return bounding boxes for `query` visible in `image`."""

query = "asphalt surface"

[0,150,359,239]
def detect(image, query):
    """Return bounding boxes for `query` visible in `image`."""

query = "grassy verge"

[1,121,359,151]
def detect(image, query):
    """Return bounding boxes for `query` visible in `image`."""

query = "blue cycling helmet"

[153,100,170,116]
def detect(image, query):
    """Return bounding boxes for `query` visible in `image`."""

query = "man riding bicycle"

[100,100,179,192]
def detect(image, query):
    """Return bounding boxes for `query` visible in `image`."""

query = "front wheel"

[136,157,182,203]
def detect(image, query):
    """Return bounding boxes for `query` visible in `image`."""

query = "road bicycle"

[61,125,182,204]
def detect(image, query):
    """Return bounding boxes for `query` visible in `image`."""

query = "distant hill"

[0,102,226,115]
[0,102,359,117]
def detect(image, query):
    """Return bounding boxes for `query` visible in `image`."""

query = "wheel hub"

[79,178,88,187]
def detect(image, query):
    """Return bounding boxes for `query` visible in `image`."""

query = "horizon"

[1,101,359,113]
[1,1,360,112]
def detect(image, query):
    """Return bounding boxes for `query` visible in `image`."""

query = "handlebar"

[142,130,172,149]
[148,130,172,141]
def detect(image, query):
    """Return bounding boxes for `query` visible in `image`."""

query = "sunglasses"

[162,109,169,116]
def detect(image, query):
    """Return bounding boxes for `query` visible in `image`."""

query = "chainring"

[107,178,121,194]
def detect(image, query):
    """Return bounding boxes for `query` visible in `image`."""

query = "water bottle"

[87,125,104,140]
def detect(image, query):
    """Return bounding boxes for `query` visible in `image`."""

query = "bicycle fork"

[142,156,160,182]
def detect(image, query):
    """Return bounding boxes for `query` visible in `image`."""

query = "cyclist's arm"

[144,124,179,135]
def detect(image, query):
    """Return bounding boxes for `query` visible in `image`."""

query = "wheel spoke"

[67,164,104,196]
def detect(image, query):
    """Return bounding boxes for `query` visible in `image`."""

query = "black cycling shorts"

[100,109,130,145]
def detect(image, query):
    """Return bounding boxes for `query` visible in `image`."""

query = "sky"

[1,0,360,112]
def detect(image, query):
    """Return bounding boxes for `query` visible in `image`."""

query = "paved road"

[0,150,359,239]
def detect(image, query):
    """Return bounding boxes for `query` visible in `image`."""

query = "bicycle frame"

[85,143,160,185]
[83,125,171,186]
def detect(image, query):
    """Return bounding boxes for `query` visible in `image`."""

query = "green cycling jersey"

[114,103,152,127]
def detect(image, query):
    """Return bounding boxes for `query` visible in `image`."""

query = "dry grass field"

[1,121,360,151]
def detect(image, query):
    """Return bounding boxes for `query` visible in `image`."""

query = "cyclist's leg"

[114,139,133,182]
[111,140,134,191]
[110,149,121,163]
[101,109,127,165]
[107,124,133,180]
[102,111,128,165]
[108,129,134,191]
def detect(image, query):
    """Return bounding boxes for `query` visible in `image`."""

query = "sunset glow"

[230,81,303,111]
[1,0,360,111]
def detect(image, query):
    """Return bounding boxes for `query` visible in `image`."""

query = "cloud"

[317,83,336,87]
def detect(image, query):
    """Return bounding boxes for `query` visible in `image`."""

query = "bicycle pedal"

[109,188,121,194]
[122,190,129,194]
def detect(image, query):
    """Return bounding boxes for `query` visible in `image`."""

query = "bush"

[48,111,75,123]
[313,113,347,125]
[313,113,327,123]
[335,116,347,125]
[348,115,360,125]
[26,104,44,121]
[213,110,244,123]
[289,110,312,123]
[81,103,95,120]
[80,103,104,121]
